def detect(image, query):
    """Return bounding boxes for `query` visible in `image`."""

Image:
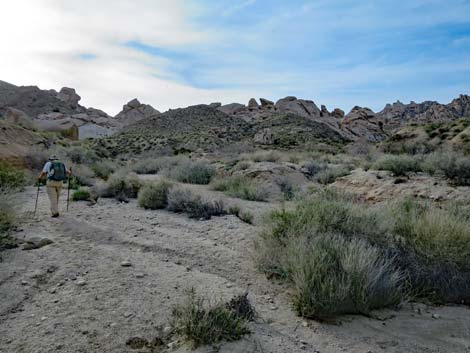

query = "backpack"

[48,161,67,181]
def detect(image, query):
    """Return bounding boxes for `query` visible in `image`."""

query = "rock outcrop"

[114,98,160,127]
[274,96,321,119]
[342,106,386,142]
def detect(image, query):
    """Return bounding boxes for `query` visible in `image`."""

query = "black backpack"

[48,161,67,181]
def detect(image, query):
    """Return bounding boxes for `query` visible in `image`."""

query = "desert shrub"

[132,158,163,175]
[0,193,16,235]
[422,152,470,186]
[211,176,269,202]
[70,164,94,188]
[288,235,403,318]
[314,166,351,185]
[167,187,226,219]
[104,172,142,200]
[250,150,282,163]
[72,189,90,201]
[138,180,173,209]
[302,160,327,177]
[233,161,251,171]
[65,146,99,164]
[171,289,251,348]
[238,211,254,224]
[276,176,297,201]
[168,160,216,185]
[90,161,115,180]
[393,200,470,268]
[372,154,422,176]
[228,205,254,224]
[256,190,470,311]
[0,162,26,190]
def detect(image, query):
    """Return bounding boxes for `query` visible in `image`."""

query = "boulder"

[320,105,330,117]
[342,107,385,142]
[275,96,321,119]
[218,103,246,115]
[56,87,81,106]
[209,102,222,108]
[114,99,160,126]
[248,98,259,111]
[331,108,345,119]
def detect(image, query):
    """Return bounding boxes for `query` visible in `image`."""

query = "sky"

[0,0,469,115]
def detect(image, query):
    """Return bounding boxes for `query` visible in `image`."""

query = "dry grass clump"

[256,189,470,318]
[171,289,252,348]
[228,205,254,224]
[211,175,270,202]
[0,161,26,190]
[167,186,225,220]
[372,154,423,176]
[422,151,470,186]
[168,160,216,185]
[137,180,173,210]
[101,172,142,201]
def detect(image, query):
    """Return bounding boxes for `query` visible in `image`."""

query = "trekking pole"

[33,180,40,217]
[66,168,72,212]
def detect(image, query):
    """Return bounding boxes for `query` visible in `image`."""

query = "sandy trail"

[1,185,469,353]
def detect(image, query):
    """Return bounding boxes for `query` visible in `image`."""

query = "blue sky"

[1,0,470,114]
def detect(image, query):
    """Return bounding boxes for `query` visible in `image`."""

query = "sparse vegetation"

[167,160,216,185]
[167,186,225,219]
[372,154,422,176]
[314,165,351,184]
[228,205,254,224]
[90,161,115,180]
[72,188,90,201]
[171,289,251,348]
[103,172,142,200]
[0,162,26,190]
[137,180,173,209]
[211,175,269,201]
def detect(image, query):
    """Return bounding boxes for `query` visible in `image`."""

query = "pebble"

[432,314,441,319]
[270,306,278,310]
[167,341,178,349]
[41,316,48,321]
[77,280,87,287]
[21,280,28,286]
[49,288,57,294]
[124,312,133,318]
[135,273,145,278]
[121,261,132,267]
[226,283,233,288]
[302,321,309,327]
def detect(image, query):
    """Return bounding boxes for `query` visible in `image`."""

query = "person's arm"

[39,162,50,180]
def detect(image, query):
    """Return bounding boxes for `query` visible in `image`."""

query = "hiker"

[39,155,72,217]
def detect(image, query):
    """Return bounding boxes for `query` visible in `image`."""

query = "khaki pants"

[46,180,63,215]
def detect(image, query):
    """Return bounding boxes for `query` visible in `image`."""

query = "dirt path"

[1,186,469,353]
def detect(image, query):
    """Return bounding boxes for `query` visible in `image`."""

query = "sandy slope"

[1,185,469,353]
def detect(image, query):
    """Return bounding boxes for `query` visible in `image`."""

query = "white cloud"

[0,0,259,115]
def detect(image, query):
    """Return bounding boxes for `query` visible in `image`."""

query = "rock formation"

[113,98,160,126]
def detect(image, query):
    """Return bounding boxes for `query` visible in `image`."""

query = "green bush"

[289,235,403,318]
[72,189,90,201]
[104,172,142,200]
[169,160,216,185]
[66,146,99,164]
[0,162,26,191]
[422,152,470,186]
[138,180,172,209]
[171,289,251,348]
[167,187,225,220]
[314,166,351,185]
[256,190,470,311]
[372,154,422,176]
[90,161,115,180]
[276,176,297,201]
[302,161,327,177]
[211,176,269,201]
[0,194,16,236]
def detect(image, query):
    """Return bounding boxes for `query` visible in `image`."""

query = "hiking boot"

[52,213,59,218]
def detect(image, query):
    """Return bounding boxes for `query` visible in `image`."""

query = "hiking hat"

[49,155,58,160]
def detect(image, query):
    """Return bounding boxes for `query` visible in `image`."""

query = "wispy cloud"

[0,0,469,114]
[222,0,257,17]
